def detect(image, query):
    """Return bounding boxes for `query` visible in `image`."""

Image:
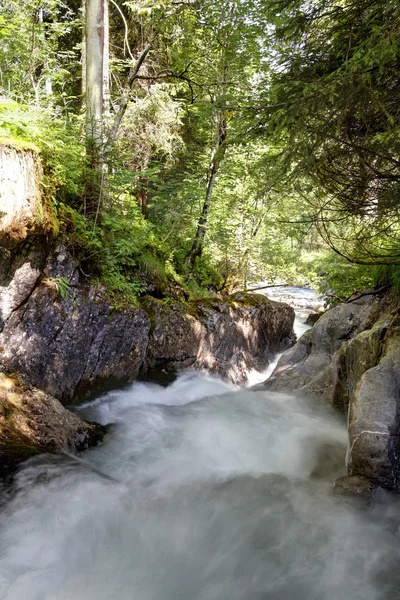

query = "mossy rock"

[0,373,106,477]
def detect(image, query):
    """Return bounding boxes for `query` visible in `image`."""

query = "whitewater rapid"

[1,372,400,600]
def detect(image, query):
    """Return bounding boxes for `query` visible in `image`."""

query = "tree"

[262,0,400,266]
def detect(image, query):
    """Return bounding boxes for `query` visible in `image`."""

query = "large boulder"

[144,293,296,386]
[346,325,400,488]
[0,372,106,476]
[264,292,400,488]
[264,295,380,407]
[0,245,296,399]
[0,283,151,402]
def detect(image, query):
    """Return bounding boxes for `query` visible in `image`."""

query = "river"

[1,289,400,600]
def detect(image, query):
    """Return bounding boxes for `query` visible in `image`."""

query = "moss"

[0,429,43,476]
[140,296,173,330]
[2,404,14,420]
[0,136,40,153]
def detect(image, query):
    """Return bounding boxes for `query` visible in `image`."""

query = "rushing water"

[247,285,319,386]
[1,372,400,600]
[1,288,400,599]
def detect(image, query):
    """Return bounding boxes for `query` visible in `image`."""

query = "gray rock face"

[0,372,106,475]
[0,237,48,329]
[347,328,400,488]
[265,297,378,406]
[0,285,151,401]
[0,244,151,401]
[332,475,377,507]
[264,293,400,489]
[145,294,296,386]
[0,243,296,400]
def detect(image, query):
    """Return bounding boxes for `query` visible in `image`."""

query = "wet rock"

[305,311,324,326]
[143,293,296,386]
[332,475,376,507]
[0,372,106,475]
[265,293,400,489]
[347,330,400,488]
[0,237,48,329]
[0,285,151,401]
[264,296,380,405]
[192,293,295,385]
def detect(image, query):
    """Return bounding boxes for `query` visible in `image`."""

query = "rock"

[264,295,379,405]
[192,293,295,385]
[0,284,151,401]
[143,297,200,373]
[0,372,106,476]
[305,310,324,326]
[143,293,296,386]
[332,475,376,507]
[0,237,48,329]
[347,328,400,488]
[265,292,400,489]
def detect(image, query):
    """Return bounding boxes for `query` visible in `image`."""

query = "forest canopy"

[0,0,399,301]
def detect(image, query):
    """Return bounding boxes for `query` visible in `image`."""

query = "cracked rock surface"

[264,293,400,488]
[0,245,295,401]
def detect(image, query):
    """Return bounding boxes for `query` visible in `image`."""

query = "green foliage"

[53,276,71,299]
[264,0,400,265]
[43,276,71,299]
[309,253,374,305]
[0,0,81,110]
[0,101,85,202]
[2,0,398,307]
[374,265,400,295]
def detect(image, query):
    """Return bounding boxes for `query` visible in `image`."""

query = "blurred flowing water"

[1,372,400,600]
[247,285,321,385]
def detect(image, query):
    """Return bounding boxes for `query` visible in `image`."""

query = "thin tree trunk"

[108,39,155,144]
[86,0,104,147]
[103,0,110,119]
[185,110,228,268]
[81,0,86,97]
[85,0,106,216]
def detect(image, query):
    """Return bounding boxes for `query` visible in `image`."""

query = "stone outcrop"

[144,293,295,386]
[0,246,295,399]
[263,292,400,489]
[0,372,106,476]
[0,250,151,401]
[264,296,377,405]
[332,475,377,507]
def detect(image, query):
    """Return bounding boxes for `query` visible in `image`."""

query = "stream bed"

[1,372,400,600]
[1,288,400,600]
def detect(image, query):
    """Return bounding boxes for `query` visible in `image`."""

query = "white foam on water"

[1,373,400,600]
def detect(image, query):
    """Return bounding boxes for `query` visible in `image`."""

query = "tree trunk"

[136,183,149,219]
[81,0,86,98]
[103,0,110,119]
[85,0,107,217]
[185,110,228,269]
